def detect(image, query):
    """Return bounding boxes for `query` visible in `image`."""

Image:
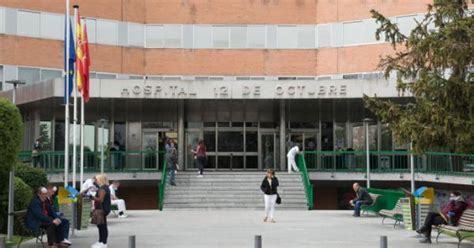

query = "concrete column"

[279,100,286,171]
[178,100,185,170]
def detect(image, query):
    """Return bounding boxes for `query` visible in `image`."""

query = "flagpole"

[72,6,78,190]
[64,0,70,188]
[80,92,85,191]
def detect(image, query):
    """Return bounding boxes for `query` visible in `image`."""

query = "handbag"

[91,209,105,225]
[276,194,282,205]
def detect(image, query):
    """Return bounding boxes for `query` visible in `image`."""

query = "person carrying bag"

[90,174,111,248]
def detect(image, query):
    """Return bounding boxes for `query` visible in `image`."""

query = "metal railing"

[18,150,166,173]
[296,154,314,210]
[302,151,474,176]
[159,158,168,211]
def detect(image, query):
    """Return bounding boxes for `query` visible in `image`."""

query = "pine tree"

[364,0,474,153]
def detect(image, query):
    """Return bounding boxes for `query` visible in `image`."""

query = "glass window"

[164,25,182,48]
[297,25,315,48]
[397,15,418,37]
[381,124,392,151]
[343,21,364,45]
[317,24,331,48]
[204,131,216,152]
[230,26,247,48]
[0,65,3,91]
[114,122,126,150]
[40,13,63,39]
[212,26,229,48]
[194,25,212,48]
[41,69,62,82]
[39,121,52,150]
[17,10,40,37]
[277,26,297,48]
[351,122,364,150]
[128,23,144,47]
[0,8,5,34]
[363,19,378,43]
[84,19,97,43]
[146,25,164,48]
[54,121,65,151]
[96,20,118,45]
[368,124,378,150]
[218,132,243,152]
[335,123,347,149]
[247,25,265,48]
[182,25,194,48]
[18,67,40,84]
[246,131,258,152]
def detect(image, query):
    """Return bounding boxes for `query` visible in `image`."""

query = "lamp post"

[99,119,108,174]
[5,80,26,242]
[363,118,372,189]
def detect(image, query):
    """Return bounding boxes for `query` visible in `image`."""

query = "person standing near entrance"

[287,144,300,173]
[166,139,178,186]
[32,138,42,167]
[260,169,279,223]
[192,140,206,177]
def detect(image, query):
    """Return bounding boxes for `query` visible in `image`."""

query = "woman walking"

[260,169,279,223]
[91,174,111,248]
[192,140,207,177]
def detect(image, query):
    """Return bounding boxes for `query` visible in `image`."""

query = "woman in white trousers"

[260,169,279,223]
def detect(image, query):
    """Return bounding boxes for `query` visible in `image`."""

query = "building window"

[343,21,364,46]
[317,24,331,48]
[277,26,297,48]
[40,69,62,82]
[146,25,164,48]
[212,26,229,48]
[230,26,247,48]
[128,22,144,47]
[40,13,63,40]
[0,65,3,91]
[18,67,40,84]
[164,25,182,48]
[194,25,212,48]
[84,18,97,43]
[297,25,315,48]
[247,25,265,48]
[396,15,419,37]
[0,8,5,34]
[96,73,116,79]
[17,10,40,37]
[96,20,118,45]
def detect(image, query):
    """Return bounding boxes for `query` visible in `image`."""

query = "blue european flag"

[64,17,76,104]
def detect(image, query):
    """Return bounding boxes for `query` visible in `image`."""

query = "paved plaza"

[22,210,473,248]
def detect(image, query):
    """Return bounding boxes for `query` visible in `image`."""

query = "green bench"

[436,208,474,248]
[361,193,382,215]
[379,198,403,227]
[14,210,46,248]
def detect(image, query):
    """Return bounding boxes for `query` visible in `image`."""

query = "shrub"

[14,177,33,211]
[15,163,48,191]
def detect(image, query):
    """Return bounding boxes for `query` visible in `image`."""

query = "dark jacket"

[260,177,279,195]
[441,196,468,225]
[354,187,373,204]
[95,185,111,216]
[26,195,59,232]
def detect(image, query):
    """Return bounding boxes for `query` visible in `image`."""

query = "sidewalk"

[23,210,468,248]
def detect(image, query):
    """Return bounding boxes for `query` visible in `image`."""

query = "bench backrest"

[393,199,403,212]
[458,208,474,229]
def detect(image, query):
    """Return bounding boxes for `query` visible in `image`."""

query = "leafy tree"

[364,0,474,153]
[15,163,48,191]
[0,98,23,232]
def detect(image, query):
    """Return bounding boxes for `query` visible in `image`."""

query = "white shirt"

[109,185,117,199]
[81,178,97,194]
[287,146,300,158]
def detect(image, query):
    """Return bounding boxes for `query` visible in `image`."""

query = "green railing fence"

[18,150,166,173]
[297,154,314,210]
[303,151,474,176]
[159,158,168,211]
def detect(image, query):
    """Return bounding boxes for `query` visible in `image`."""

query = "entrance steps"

[164,171,308,210]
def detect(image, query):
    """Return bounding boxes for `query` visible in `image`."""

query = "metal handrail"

[296,154,314,210]
[159,157,167,211]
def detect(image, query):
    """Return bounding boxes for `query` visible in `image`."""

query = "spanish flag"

[75,11,90,102]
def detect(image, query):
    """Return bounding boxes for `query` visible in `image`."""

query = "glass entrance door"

[142,131,177,170]
[260,133,276,170]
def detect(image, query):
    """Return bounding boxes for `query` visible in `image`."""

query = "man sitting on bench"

[109,181,128,218]
[349,183,373,217]
[416,191,468,244]
[26,187,71,247]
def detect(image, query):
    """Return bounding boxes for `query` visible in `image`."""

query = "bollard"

[380,236,387,248]
[129,235,136,248]
[0,236,6,248]
[254,235,262,248]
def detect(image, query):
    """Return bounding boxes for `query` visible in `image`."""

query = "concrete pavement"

[23,210,472,248]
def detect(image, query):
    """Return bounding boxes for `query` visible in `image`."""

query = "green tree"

[0,98,23,232]
[15,163,48,191]
[364,0,474,153]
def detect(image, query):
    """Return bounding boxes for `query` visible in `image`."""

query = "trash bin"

[400,197,416,230]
